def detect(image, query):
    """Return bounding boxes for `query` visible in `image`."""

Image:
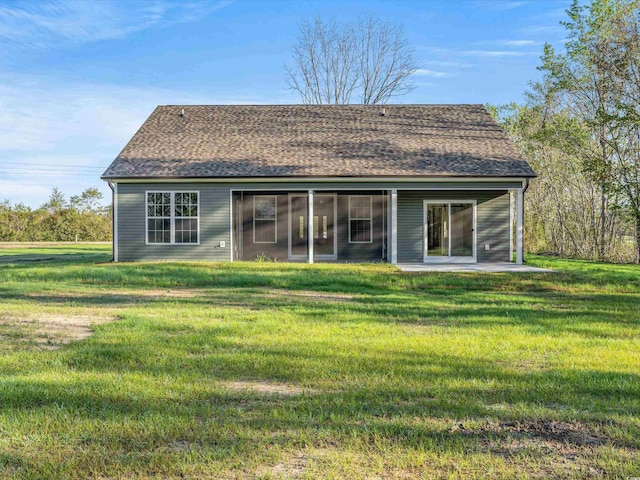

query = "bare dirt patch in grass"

[20,288,202,307]
[0,313,114,350]
[222,380,317,396]
[257,448,335,479]
[262,288,356,302]
[451,419,620,477]
[452,419,604,446]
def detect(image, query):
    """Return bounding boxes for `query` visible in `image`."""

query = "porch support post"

[509,190,514,262]
[308,190,314,264]
[113,182,118,263]
[516,188,524,265]
[391,189,398,264]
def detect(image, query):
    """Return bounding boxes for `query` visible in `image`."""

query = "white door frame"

[423,200,477,263]
[288,193,338,261]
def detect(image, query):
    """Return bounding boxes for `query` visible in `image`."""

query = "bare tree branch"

[285,15,417,104]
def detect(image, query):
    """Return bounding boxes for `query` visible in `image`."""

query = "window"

[349,195,373,243]
[146,191,199,244]
[254,195,277,243]
[147,192,171,243]
[174,192,199,244]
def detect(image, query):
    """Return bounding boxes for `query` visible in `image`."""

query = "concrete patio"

[397,263,554,273]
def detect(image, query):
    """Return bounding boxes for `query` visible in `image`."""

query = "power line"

[0,161,106,169]
[0,166,105,172]
[0,172,104,177]
[0,179,105,184]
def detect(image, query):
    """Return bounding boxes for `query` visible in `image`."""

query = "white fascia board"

[109,176,529,184]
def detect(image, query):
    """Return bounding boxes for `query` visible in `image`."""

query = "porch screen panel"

[147,192,171,243]
[254,196,277,243]
[349,196,372,243]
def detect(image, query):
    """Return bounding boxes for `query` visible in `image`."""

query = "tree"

[70,187,104,213]
[538,0,640,262]
[490,98,632,262]
[41,188,67,214]
[285,15,418,104]
[0,188,111,242]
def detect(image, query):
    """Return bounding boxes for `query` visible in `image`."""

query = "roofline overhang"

[102,174,536,183]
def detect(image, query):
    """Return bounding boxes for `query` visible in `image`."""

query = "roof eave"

[101,173,537,181]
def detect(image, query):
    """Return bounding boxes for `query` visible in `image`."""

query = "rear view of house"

[102,104,535,264]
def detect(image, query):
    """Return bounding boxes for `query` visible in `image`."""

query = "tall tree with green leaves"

[538,0,640,262]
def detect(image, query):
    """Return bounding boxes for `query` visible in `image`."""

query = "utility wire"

[0,161,106,169]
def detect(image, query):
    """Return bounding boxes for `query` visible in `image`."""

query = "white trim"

[145,191,200,245]
[423,200,477,263]
[229,189,233,262]
[223,186,515,192]
[516,188,524,265]
[113,182,118,262]
[386,190,391,261]
[348,195,373,244]
[308,190,314,264]
[509,190,514,262]
[391,189,398,264]
[114,177,529,185]
[252,195,277,244]
[287,193,337,261]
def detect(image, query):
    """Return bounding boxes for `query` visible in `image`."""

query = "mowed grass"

[0,244,638,479]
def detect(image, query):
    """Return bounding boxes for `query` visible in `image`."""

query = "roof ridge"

[156,103,487,107]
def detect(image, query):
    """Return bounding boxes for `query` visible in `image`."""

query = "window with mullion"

[147,192,171,243]
[146,191,199,244]
[174,192,199,244]
[348,195,373,243]
[254,196,277,243]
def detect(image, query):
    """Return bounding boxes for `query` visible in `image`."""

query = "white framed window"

[254,195,277,243]
[146,191,199,245]
[349,195,373,243]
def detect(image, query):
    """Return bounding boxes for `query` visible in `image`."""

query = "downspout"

[107,180,115,262]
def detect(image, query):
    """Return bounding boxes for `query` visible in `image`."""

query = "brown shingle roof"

[102,104,535,179]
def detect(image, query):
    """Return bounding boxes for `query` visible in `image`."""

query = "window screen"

[349,196,372,243]
[254,196,277,243]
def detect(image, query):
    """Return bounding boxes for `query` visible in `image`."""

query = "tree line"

[0,188,111,242]
[283,2,640,263]
[489,0,640,263]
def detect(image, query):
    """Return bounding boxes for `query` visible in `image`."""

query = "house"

[101,104,535,264]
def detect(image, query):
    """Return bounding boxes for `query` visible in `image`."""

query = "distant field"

[0,244,638,479]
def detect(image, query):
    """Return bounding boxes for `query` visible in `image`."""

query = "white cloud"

[472,1,528,11]
[423,60,475,69]
[460,50,535,57]
[0,0,232,50]
[413,69,455,78]
[519,24,565,36]
[0,73,266,207]
[488,39,544,47]
[0,181,54,207]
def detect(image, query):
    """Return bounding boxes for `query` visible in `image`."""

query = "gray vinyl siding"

[115,181,516,262]
[397,190,510,263]
[117,183,230,262]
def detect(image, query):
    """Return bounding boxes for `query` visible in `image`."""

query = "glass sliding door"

[450,203,474,257]
[426,203,449,256]
[424,200,475,262]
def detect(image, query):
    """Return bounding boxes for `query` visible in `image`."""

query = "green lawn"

[0,244,638,479]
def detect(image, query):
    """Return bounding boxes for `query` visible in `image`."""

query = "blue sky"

[0,0,568,208]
